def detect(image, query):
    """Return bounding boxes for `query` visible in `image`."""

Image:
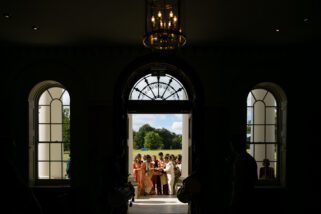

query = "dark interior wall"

[0,45,320,213]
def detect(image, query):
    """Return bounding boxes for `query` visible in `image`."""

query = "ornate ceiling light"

[143,0,186,50]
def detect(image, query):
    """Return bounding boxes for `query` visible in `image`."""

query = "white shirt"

[164,161,175,176]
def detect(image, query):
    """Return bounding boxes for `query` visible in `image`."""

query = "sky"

[132,114,183,134]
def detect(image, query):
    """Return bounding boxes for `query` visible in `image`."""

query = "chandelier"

[143,0,186,50]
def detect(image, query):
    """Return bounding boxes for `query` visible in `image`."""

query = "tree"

[63,108,70,151]
[133,124,182,150]
[133,124,155,149]
[156,128,174,149]
[144,131,164,150]
[171,135,182,149]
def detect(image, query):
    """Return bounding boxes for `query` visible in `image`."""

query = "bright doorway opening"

[127,113,190,214]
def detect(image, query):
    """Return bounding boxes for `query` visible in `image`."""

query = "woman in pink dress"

[132,154,143,195]
[141,155,155,195]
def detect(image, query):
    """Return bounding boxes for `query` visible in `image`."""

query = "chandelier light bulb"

[158,11,162,17]
[169,11,174,17]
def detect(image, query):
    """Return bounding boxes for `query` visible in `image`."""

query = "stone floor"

[128,195,188,214]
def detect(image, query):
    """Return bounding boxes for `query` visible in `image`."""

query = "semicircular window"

[129,73,188,100]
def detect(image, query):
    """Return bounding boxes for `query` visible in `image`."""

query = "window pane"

[64,151,70,161]
[254,144,265,161]
[247,107,253,124]
[266,107,277,124]
[251,89,268,101]
[38,143,49,161]
[253,125,265,142]
[62,90,70,105]
[48,87,64,99]
[38,106,50,123]
[170,80,181,91]
[247,92,255,106]
[247,144,254,156]
[178,89,188,100]
[130,89,140,100]
[246,125,252,142]
[50,143,62,161]
[51,100,62,123]
[271,165,277,178]
[146,76,158,84]
[163,89,173,100]
[51,125,62,141]
[50,162,63,179]
[39,124,50,141]
[264,92,277,106]
[38,162,49,179]
[266,125,277,142]
[39,90,52,105]
[266,144,277,162]
[165,91,180,100]
[253,101,265,124]
[63,106,70,121]
[133,80,147,94]
[63,127,70,145]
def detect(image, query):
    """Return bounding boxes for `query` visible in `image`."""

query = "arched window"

[129,73,188,100]
[247,84,287,185]
[29,81,70,184]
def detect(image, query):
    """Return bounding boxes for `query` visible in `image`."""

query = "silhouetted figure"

[228,134,258,214]
[99,156,134,214]
[177,157,201,214]
[259,158,275,180]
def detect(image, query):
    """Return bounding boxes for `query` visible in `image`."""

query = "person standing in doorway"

[162,155,175,195]
[132,154,143,196]
[158,152,168,195]
[151,155,161,194]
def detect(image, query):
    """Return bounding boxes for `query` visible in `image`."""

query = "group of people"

[132,152,182,196]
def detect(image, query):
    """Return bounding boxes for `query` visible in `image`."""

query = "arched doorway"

[118,62,199,213]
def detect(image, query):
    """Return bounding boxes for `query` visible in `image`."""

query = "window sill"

[32,185,71,189]
[255,185,285,189]
[30,179,71,188]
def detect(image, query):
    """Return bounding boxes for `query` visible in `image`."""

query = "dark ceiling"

[0,0,320,47]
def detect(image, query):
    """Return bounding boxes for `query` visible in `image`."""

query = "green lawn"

[64,151,70,161]
[132,149,182,160]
